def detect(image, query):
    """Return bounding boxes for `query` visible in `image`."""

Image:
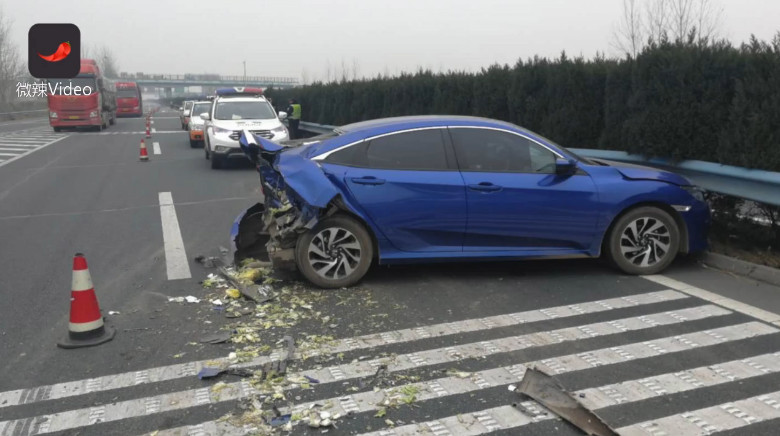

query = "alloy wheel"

[619,217,671,268]
[307,227,362,280]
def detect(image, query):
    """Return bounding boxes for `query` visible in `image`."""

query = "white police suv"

[201,88,288,169]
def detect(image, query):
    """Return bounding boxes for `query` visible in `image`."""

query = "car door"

[327,128,468,252]
[449,127,600,252]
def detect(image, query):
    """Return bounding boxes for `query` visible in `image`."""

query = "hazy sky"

[5,0,780,81]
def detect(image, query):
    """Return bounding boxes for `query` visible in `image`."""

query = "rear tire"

[295,215,374,288]
[190,139,197,148]
[606,206,680,275]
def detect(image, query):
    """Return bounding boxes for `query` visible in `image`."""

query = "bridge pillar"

[165,87,172,97]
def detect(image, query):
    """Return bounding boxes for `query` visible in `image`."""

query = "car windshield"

[117,89,137,98]
[191,103,210,117]
[214,101,275,120]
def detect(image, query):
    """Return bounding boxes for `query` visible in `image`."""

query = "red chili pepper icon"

[38,41,71,62]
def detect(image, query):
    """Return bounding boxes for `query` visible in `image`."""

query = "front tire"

[295,215,373,288]
[210,155,223,169]
[606,206,680,275]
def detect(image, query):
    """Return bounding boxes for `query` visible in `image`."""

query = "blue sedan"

[233,116,709,288]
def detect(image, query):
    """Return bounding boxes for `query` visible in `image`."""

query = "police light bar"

[215,87,264,96]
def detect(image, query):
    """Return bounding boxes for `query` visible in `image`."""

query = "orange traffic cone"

[139,139,149,161]
[145,125,151,138]
[58,253,116,349]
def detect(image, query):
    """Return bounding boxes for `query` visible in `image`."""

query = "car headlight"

[50,112,57,118]
[682,186,706,202]
[214,146,229,152]
[212,126,232,135]
[272,125,287,133]
[89,111,98,118]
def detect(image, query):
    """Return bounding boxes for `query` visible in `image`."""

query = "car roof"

[337,115,518,133]
[214,95,268,102]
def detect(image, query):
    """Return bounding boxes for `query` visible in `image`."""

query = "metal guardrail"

[122,73,298,84]
[295,121,780,207]
[570,149,780,207]
[0,109,47,121]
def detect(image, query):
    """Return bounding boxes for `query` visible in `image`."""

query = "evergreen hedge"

[268,38,780,172]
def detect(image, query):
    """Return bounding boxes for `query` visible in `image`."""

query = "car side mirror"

[278,111,288,120]
[184,110,190,117]
[555,158,577,175]
[200,113,210,121]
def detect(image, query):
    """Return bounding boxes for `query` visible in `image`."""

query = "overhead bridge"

[128,74,298,89]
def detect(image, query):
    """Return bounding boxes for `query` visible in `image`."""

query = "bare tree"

[612,0,645,57]
[351,58,360,81]
[0,8,26,111]
[615,0,723,55]
[301,67,310,85]
[695,0,724,42]
[340,58,349,82]
[324,59,332,83]
[644,0,671,43]
[94,45,119,78]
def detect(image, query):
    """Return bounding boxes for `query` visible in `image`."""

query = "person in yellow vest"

[286,98,302,139]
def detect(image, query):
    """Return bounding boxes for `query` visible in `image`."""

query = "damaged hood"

[252,135,340,208]
[593,159,691,186]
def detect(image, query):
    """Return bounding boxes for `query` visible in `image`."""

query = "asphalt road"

[1,109,780,436]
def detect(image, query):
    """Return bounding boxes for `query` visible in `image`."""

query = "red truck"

[47,59,117,131]
[115,81,143,117]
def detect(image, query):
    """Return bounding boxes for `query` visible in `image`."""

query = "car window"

[117,89,137,98]
[184,101,193,110]
[191,104,211,116]
[450,128,556,173]
[215,101,275,120]
[365,129,448,170]
[324,142,369,167]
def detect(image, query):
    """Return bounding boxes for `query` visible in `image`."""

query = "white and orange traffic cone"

[139,139,149,161]
[145,124,151,138]
[57,253,116,349]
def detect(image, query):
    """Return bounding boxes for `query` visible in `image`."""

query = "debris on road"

[200,331,232,344]
[107,311,120,315]
[167,296,201,304]
[516,366,618,436]
[194,255,222,268]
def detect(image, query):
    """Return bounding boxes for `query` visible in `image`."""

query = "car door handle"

[351,177,386,185]
[468,182,502,192]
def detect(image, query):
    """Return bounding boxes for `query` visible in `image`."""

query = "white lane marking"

[0,310,760,431]
[0,148,34,153]
[0,135,69,169]
[82,131,181,135]
[577,350,780,409]
[152,127,157,133]
[532,322,775,375]
[618,391,780,436]
[644,275,780,325]
[1,309,752,435]
[0,289,684,408]
[152,142,161,155]
[158,192,191,280]
[0,143,42,148]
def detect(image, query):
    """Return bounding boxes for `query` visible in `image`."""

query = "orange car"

[187,101,212,147]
